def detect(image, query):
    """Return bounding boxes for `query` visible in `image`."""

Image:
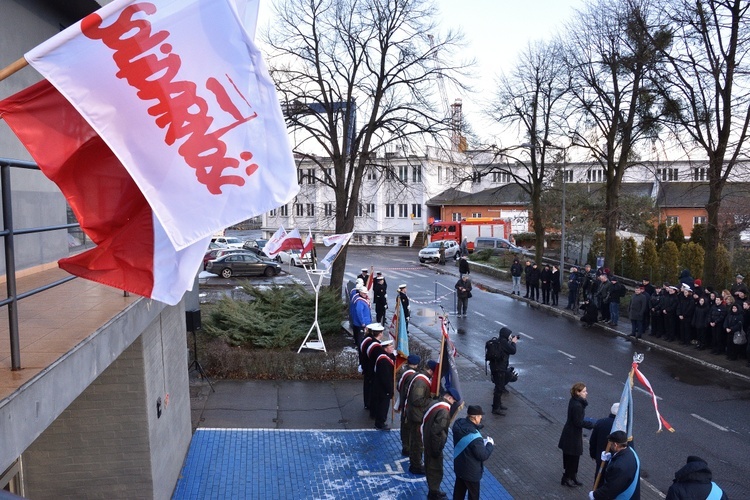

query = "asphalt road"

[326,245,750,497]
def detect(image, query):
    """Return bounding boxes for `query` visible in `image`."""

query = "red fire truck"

[428,218,510,252]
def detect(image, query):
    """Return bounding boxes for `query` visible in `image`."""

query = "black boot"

[561,475,574,487]
[571,475,583,486]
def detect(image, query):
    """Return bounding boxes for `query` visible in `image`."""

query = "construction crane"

[428,34,465,152]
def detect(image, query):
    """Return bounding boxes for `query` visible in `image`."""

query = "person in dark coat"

[396,354,420,456]
[455,274,473,318]
[558,382,595,487]
[607,277,626,327]
[628,286,649,338]
[596,275,612,322]
[372,340,396,430]
[528,263,541,301]
[523,260,533,298]
[510,258,523,295]
[744,301,750,366]
[649,285,664,338]
[662,286,679,342]
[551,265,561,306]
[723,303,744,360]
[458,255,470,275]
[591,431,640,500]
[692,296,711,350]
[679,269,695,292]
[709,296,728,355]
[423,388,459,500]
[589,403,618,479]
[359,324,384,413]
[665,456,728,500]
[580,299,599,327]
[677,285,696,345]
[397,284,411,331]
[373,272,388,325]
[541,264,553,305]
[405,361,436,475]
[489,327,517,415]
[641,278,656,334]
[567,267,582,310]
[730,273,749,302]
[452,405,494,500]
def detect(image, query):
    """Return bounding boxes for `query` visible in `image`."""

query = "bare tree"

[647,0,750,285]
[563,0,668,268]
[264,0,470,294]
[485,40,570,264]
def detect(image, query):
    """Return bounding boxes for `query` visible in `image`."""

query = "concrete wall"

[20,304,191,499]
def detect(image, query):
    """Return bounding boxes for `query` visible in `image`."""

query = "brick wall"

[22,305,191,499]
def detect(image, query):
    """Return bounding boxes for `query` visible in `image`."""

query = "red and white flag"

[24,0,299,251]
[263,226,287,257]
[319,232,353,270]
[301,229,314,257]
[0,80,207,305]
[278,228,304,252]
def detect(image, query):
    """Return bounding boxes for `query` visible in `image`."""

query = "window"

[297,170,304,184]
[492,171,511,183]
[693,167,707,181]
[324,203,333,216]
[353,234,363,244]
[279,205,289,217]
[385,204,395,218]
[306,168,315,184]
[587,169,604,182]
[324,168,332,181]
[398,203,409,218]
[666,216,679,226]
[269,208,277,217]
[367,203,376,215]
[399,165,409,182]
[306,203,315,216]
[385,168,396,180]
[367,235,376,244]
[452,167,459,182]
[562,169,573,183]
[452,212,462,222]
[356,203,364,217]
[295,203,304,217]
[472,212,482,218]
[385,236,395,245]
[412,166,422,183]
[411,204,422,218]
[693,216,706,225]
[472,171,482,183]
[366,168,377,181]
[658,168,679,181]
[438,165,443,183]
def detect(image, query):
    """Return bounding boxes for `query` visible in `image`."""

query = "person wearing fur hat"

[452,405,493,500]
[666,456,727,500]
[422,388,459,500]
[488,327,518,416]
[396,354,421,456]
[590,431,640,500]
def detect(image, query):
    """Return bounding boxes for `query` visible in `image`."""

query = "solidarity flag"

[24,0,299,251]
[318,232,353,270]
[389,298,409,372]
[263,226,287,257]
[301,229,314,257]
[430,316,462,402]
[278,228,304,252]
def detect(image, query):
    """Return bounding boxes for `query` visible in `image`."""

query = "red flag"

[278,228,304,252]
[0,80,207,304]
[366,265,374,290]
[301,228,314,257]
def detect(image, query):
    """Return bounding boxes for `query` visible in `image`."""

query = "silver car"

[418,240,460,263]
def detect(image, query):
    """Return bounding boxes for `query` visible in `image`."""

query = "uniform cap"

[407,354,421,365]
[446,387,460,401]
[607,431,628,444]
[398,284,407,289]
[361,268,368,273]
[737,274,744,280]
[380,339,394,347]
[427,360,438,371]
[366,323,384,332]
[467,405,484,416]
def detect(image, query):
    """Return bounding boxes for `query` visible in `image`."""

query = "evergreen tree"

[667,223,686,249]
[640,238,660,284]
[622,237,640,280]
[679,242,705,281]
[660,241,680,284]
[587,232,606,269]
[656,223,668,250]
[690,223,707,249]
[715,244,733,291]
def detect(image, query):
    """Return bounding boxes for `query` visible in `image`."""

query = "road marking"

[691,413,729,432]
[589,365,612,376]
[494,320,506,326]
[641,479,666,498]
[473,311,486,317]
[558,350,576,359]
[517,331,533,340]
[633,386,662,401]
[410,272,429,278]
[388,270,410,278]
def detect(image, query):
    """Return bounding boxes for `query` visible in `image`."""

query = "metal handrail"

[0,157,81,371]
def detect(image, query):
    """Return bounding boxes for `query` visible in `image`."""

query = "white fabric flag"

[319,232,353,270]
[25,0,299,251]
[263,226,287,257]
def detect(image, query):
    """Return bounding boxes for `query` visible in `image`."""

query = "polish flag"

[24,0,299,251]
[301,229,314,257]
[263,226,287,257]
[278,228,304,252]
[0,80,208,305]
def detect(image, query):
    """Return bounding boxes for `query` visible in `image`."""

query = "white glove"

[589,491,595,500]
[357,365,363,374]
[483,437,494,446]
[600,451,612,462]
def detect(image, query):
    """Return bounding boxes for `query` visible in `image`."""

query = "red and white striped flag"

[278,228,304,252]
[301,229,314,257]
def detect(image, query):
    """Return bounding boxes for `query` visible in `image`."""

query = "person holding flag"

[422,387,459,500]
[589,431,640,500]
[396,354,421,457]
[405,359,437,476]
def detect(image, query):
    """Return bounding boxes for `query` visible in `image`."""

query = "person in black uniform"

[422,388,459,500]
[373,272,388,325]
[397,284,410,331]
[373,339,396,430]
[590,431,640,500]
[489,327,518,416]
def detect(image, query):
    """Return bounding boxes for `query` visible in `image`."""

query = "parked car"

[205,252,281,278]
[418,240,460,263]
[242,239,258,250]
[255,239,268,249]
[202,248,246,269]
[474,237,532,256]
[275,249,313,267]
[210,236,245,249]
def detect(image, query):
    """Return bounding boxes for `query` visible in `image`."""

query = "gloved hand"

[358,365,363,374]
[588,491,595,500]
[483,437,494,446]
[601,451,612,462]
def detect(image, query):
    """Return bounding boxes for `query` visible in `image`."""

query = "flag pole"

[391,296,401,424]
[0,57,28,83]
[432,329,446,397]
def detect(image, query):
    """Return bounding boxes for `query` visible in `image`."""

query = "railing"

[0,157,81,371]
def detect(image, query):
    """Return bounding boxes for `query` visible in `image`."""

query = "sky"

[255,0,586,148]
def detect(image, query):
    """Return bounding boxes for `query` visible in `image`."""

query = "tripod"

[188,328,214,392]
